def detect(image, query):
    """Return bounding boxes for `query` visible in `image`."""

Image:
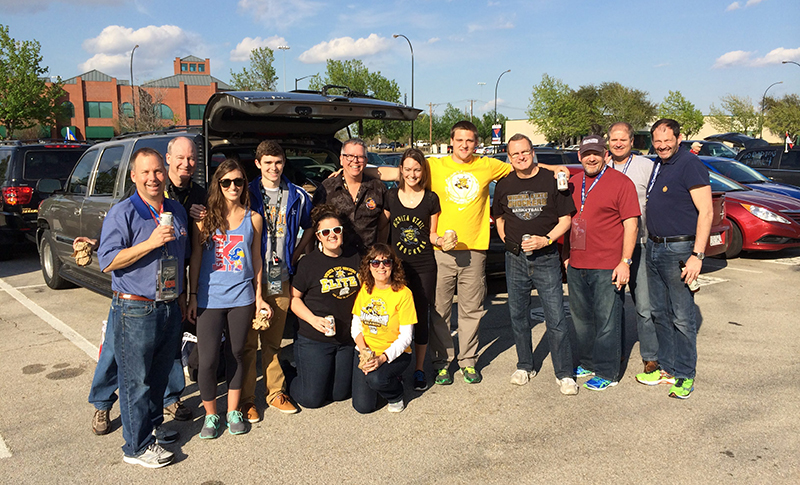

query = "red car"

[709,171,800,258]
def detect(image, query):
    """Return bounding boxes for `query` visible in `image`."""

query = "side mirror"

[37,178,62,194]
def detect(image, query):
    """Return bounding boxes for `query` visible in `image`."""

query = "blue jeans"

[111,295,182,457]
[290,335,353,409]
[505,247,572,380]
[628,243,657,361]
[646,239,698,379]
[567,265,624,382]
[88,309,185,411]
[352,351,410,414]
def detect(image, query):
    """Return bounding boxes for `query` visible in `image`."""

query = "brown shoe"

[164,400,192,421]
[643,360,659,374]
[240,402,261,423]
[92,409,110,435]
[269,393,298,414]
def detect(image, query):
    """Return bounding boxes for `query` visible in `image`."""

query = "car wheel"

[40,230,71,289]
[723,222,743,259]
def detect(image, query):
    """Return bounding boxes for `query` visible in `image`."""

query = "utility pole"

[429,102,434,151]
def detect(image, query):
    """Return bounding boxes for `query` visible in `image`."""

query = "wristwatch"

[621,258,633,265]
[692,251,705,260]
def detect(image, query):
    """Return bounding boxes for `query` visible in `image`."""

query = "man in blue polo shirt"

[635,119,712,399]
[97,147,190,468]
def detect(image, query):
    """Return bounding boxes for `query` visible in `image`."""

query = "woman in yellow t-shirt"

[351,243,417,413]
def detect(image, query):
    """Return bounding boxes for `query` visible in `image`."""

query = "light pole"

[295,74,314,90]
[760,81,782,139]
[494,69,511,122]
[782,60,800,68]
[277,45,290,91]
[130,44,139,130]
[393,34,414,145]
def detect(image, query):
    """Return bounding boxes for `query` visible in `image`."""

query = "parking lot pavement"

[1,245,799,484]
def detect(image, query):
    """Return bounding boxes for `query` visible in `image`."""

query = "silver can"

[557,172,569,191]
[324,315,336,337]
[159,211,173,227]
[521,234,533,256]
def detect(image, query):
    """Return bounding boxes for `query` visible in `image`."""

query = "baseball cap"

[579,135,606,156]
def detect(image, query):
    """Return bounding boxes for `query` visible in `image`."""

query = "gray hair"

[166,136,197,156]
[341,138,368,154]
[608,122,634,139]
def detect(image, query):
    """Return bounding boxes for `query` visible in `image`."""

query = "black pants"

[403,263,436,346]
[196,304,254,401]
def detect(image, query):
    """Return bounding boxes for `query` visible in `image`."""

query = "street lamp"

[295,74,314,90]
[277,45,290,91]
[760,81,783,139]
[782,60,800,68]
[393,34,414,145]
[494,69,511,122]
[130,44,139,130]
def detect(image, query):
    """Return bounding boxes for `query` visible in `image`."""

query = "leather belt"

[113,291,153,302]
[648,235,695,243]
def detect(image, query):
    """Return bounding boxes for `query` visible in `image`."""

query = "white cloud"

[726,2,741,11]
[753,47,800,65]
[237,0,322,26]
[427,37,441,44]
[713,46,800,68]
[298,34,392,64]
[0,0,120,14]
[727,0,766,11]
[712,50,754,68]
[230,36,288,62]
[745,0,766,6]
[468,20,514,33]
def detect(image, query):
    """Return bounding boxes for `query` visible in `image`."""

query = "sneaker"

[510,369,535,386]
[669,378,695,399]
[92,409,110,436]
[153,426,178,445]
[387,400,405,413]
[460,366,482,384]
[557,377,579,395]
[635,368,676,386]
[240,402,261,424]
[583,376,618,391]
[123,442,174,468]
[227,410,247,435]
[413,370,428,391]
[164,400,192,421]
[574,366,595,378]
[643,360,659,374]
[269,393,298,414]
[434,368,453,385]
[199,414,221,440]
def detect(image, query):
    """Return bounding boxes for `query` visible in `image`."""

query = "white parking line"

[0,277,99,362]
[0,433,10,459]
[760,256,800,266]
[9,283,50,290]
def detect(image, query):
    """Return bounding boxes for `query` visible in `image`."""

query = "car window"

[739,149,777,168]
[708,160,769,184]
[92,145,125,196]
[702,143,737,158]
[66,149,99,195]
[0,149,11,181]
[709,172,747,192]
[536,153,564,165]
[780,151,800,169]
[133,137,173,160]
[22,149,84,181]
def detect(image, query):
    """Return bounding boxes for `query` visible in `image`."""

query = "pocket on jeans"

[122,302,155,318]
[665,241,693,255]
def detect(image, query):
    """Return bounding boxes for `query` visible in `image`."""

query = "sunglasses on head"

[316,226,343,237]
[219,178,245,188]
[369,259,393,268]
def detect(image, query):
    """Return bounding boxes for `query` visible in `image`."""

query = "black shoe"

[413,370,428,391]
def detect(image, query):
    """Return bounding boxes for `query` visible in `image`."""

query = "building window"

[181,63,188,72]
[189,64,196,72]
[187,104,205,120]
[121,102,134,118]
[62,101,75,118]
[198,64,205,73]
[85,101,113,118]
[155,103,174,120]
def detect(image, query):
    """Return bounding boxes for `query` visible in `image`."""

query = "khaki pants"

[241,280,290,406]
[429,250,487,369]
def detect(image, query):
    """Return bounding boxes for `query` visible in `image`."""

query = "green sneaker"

[199,414,220,439]
[635,368,676,386]
[669,378,694,399]
[434,368,453,385]
[460,366,482,384]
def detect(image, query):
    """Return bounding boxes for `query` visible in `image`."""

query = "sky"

[2,0,799,122]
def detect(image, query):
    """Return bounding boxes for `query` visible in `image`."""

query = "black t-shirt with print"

[292,247,362,344]
[386,188,441,272]
[491,168,575,246]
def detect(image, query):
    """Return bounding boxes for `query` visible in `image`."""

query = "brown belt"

[113,291,153,302]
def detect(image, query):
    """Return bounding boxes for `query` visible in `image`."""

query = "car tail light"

[3,186,34,205]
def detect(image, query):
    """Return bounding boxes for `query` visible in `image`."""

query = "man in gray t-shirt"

[606,122,657,374]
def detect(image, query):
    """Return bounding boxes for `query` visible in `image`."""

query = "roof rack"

[113,125,202,140]
[0,139,92,146]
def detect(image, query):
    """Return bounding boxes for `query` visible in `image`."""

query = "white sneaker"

[387,400,405,413]
[557,377,579,395]
[510,369,535,386]
[123,442,174,468]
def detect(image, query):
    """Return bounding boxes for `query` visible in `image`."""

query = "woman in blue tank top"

[188,159,270,439]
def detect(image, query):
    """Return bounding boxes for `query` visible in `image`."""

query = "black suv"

[736,146,800,187]
[0,140,91,257]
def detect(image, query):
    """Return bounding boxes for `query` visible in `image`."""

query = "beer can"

[159,212,173,227]
[324,315,336,337]
[521,234,533,256]
[557,172,569,191]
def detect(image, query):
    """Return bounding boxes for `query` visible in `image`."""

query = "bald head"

[165,137,197,187]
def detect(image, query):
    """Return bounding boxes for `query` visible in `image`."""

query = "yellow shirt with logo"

[429,155,512,250]
[352,285,416,355]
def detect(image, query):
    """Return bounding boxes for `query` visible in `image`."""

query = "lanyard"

[260,183,283,255]
[646,161,663,200]
[145,200,171,257]
[580,165,607,214]
[164,180,191,208]
[612,155,632,174]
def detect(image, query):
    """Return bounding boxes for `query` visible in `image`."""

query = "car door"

[773,150,800,187]
[48,148,99,263]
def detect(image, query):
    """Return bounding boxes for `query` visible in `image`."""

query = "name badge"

[266,254,283,295]
[570,218,587,251]
[156,255,180,301]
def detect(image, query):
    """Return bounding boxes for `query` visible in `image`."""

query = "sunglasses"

[219,178,245,188]
[369,259,393,268]
[316,226,343,237]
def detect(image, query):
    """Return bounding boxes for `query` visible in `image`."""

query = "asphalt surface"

[1,243,799,484]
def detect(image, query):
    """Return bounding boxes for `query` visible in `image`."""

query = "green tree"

[596,82,657,130]
[658,90,705,139]
[764,94,800,139]
[708,94,759,136]
[527,74,592,146]
[0,24,67,139]
[229,46,278,91]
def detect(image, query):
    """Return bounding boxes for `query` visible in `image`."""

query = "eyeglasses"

[219,178,245,188]
[316,226,343,237]
[369,259,393,268]
[509,150,532,160]
[341,153,367,163]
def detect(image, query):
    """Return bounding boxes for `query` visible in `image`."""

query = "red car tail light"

[3,186,34,205]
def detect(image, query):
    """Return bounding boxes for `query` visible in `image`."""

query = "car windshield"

[707,159,770,184]
[23,150,84,180]
[703,143,738,158]
[709,171,748,192]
